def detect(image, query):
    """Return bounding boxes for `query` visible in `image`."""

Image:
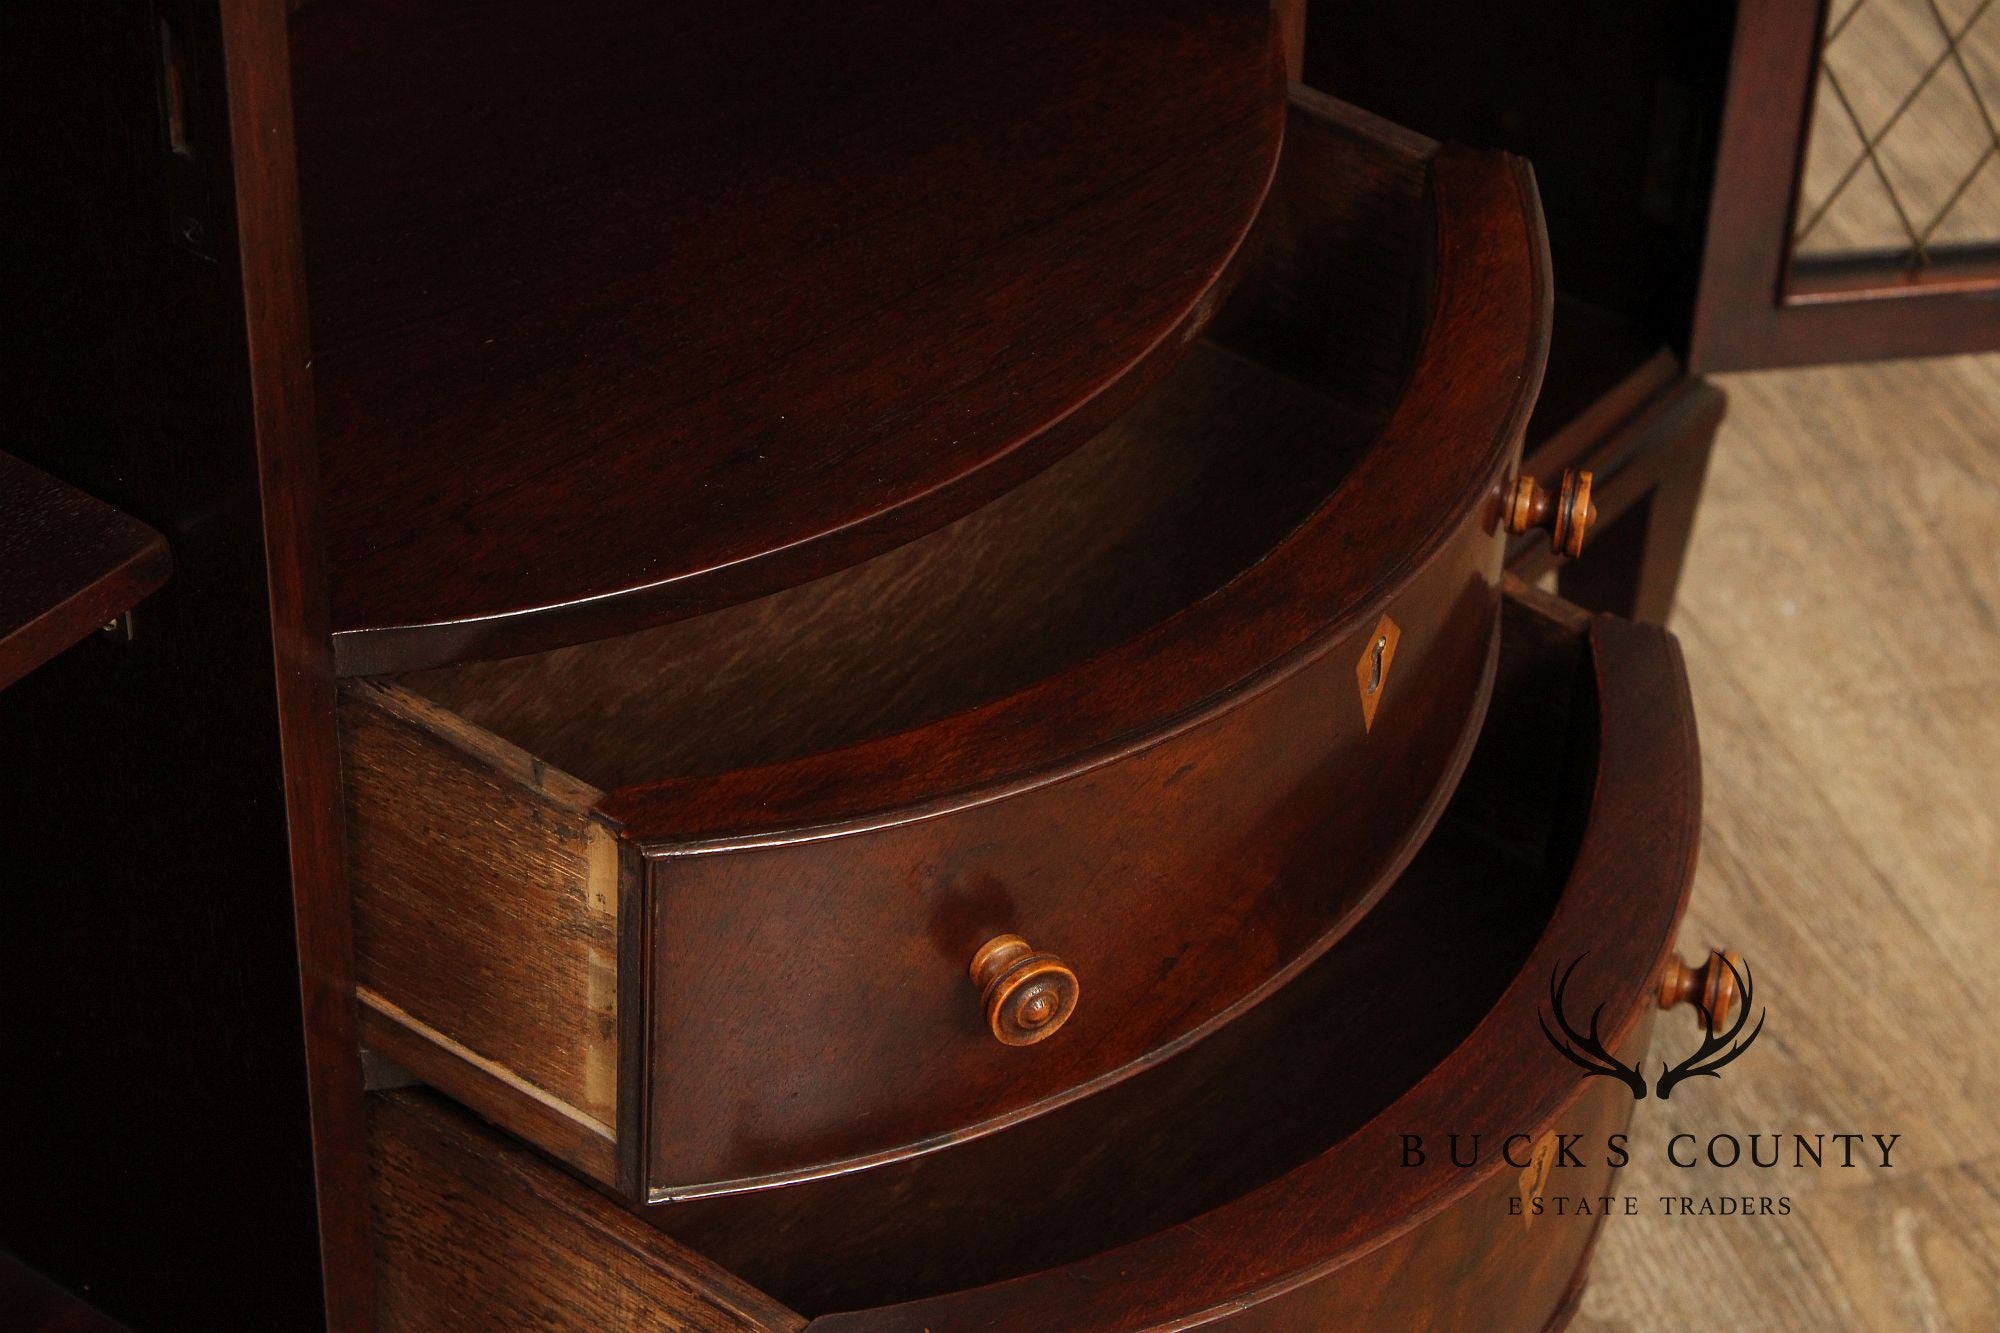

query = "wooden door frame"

[1688,0,2000,372]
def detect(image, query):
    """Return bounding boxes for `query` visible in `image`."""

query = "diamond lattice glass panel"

[1795,0,2000,263]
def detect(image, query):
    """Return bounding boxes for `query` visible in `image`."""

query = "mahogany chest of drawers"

[301,3,1715,1314]
[1,2,1733,1327]
[334,82,1550,1208]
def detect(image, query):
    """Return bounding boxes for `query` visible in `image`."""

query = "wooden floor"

[1576,353,2000,1331]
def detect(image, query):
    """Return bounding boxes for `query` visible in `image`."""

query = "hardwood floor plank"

[1579,353,2000,1331]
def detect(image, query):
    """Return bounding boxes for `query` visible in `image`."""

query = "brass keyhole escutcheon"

[1356,614,1401,732]
[970,934,1079,1046]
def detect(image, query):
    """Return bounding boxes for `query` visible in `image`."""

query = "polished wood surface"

[642,591,1672,1314]
[1579,353,2000,1331]
[367,1094,802,1333]
[223,2,379,1317]
[0,450,169,691]
[357,591,1700,1331]
[288,0,1286,674]
[789,592,1701,1329]
[7,4,1771,1327]
[595,97,1547,846]
[1195,1070,1641,1333]
[0,2,370,1324]
[403,341,1379,787]
[637,530,1495,1196]
[338,89,1554,1200]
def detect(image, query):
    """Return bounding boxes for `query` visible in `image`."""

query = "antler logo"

[1656,954,1764,1098]
[1538,953,1765,1100]
[1540,956,1650,1099]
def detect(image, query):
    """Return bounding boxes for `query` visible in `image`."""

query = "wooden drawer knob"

[1506,469,1596,558]
[1658,948,1745,1034]
[970,934,1078,1046]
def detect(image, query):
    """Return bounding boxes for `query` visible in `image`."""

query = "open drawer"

[364,588,1707,1330]
[338,89,1554,1201]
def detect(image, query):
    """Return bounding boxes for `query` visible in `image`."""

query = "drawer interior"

[393,349,1379,785]
[340,86,1552,1207]
[377,96,1429,788]
[645,592,1600,1314]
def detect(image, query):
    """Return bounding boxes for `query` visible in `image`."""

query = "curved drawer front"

[641,497,1506,1197]
[339,89,1553,1206]
[691,591,1703,1327]
[357,592,1704,1333]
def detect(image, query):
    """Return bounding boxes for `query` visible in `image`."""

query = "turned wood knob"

[1658,949,1744,1034]
[1505,469,1596,558]
[970,934,1078,1046]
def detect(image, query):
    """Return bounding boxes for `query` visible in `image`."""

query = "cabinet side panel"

[341,679,622,1181]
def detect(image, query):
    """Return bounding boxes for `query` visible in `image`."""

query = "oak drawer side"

[340,679,625,1182]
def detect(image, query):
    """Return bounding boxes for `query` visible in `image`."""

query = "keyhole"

[1366,635,1388,694]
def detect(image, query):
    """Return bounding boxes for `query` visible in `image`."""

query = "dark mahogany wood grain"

[784,591,1701,1328]
[637,506,1501,1196]
[288,0,1287,674]
[597,94,1550,845]
[367,1093,803,1333]
[402,342,1380,786]
[646,591,1589,1308]
[354,592,1697,1331]
[631,123,1542,1196]
[0,450,169,691]
[344,87,1554,1201]
[222,2,378,1321]
[1191,1066,1644,1333]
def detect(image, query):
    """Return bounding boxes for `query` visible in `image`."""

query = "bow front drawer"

[363,587,1708,1331]
[337,89,1553,1203]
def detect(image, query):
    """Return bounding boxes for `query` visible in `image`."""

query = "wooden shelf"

[290,0,1285,674]
[0,451,169,692]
